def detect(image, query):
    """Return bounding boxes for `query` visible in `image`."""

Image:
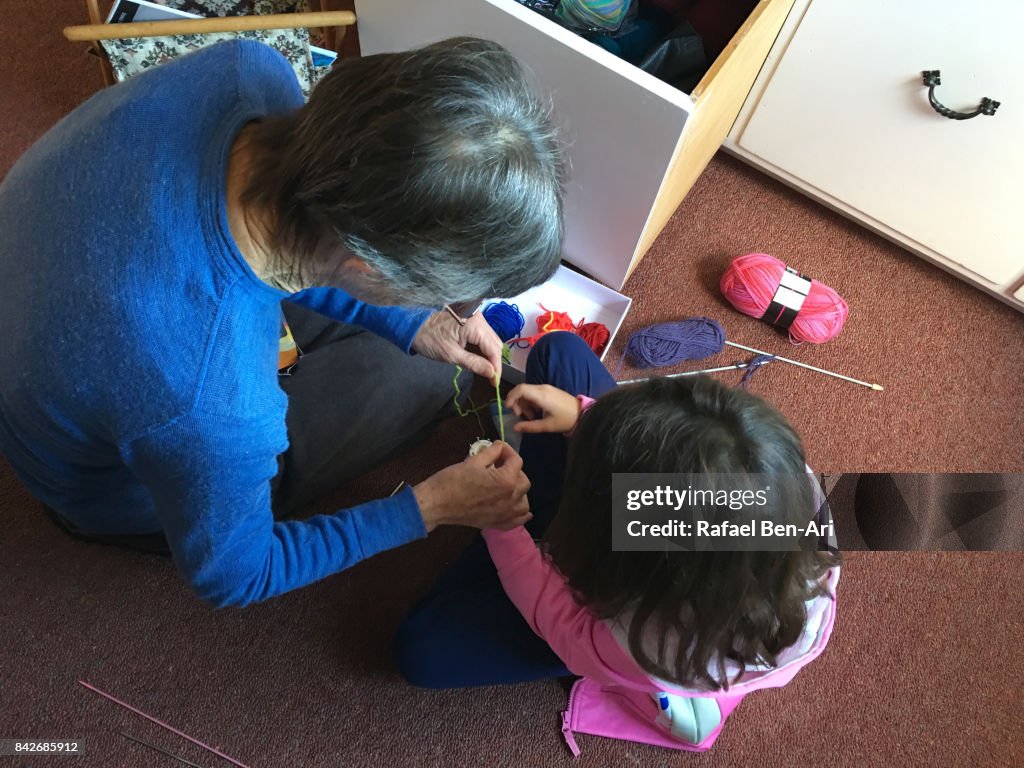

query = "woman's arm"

[124,411,427,607]
[287,287,431,352]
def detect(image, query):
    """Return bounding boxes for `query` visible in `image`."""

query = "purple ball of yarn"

[625,317,726,368]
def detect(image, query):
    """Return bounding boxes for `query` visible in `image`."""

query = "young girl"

[395,331,839,754]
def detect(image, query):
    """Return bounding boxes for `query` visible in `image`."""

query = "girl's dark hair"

[544,376,839,691]
[242,37,566,304]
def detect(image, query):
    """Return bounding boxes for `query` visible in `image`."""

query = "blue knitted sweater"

[0,41,432,607]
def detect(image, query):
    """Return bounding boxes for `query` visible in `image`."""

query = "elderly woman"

[0,37,565,606]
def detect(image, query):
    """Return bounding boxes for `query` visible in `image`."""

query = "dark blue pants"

[394,332,617,688]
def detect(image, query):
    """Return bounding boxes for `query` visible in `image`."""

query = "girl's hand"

[506,384,581,434]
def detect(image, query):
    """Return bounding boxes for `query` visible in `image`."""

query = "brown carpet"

[2,2,1023,766]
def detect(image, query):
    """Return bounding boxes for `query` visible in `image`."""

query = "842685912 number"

[0,740,84,755]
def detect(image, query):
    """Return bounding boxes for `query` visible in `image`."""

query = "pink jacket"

[482,526,839,754]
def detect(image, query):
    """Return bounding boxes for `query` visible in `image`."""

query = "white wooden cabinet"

[726,0,1024,311]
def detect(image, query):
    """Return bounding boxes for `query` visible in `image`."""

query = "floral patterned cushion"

[100,0,329,98]
[153,1,309,17]
[172,1,256,15]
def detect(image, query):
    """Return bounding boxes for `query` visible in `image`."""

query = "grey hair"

[243,36,567,305]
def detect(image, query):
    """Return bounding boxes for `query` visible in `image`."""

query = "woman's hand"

[505,383,581,435]
[411,311,503,384]
[414,441,532,532]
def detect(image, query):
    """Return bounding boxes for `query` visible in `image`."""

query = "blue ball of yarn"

[625,317,726,368]
[483,301,526,343]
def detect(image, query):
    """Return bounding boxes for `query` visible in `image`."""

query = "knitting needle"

[723,341,884,391]
[78,681,251,768]
[121,733,211,768]
[618,361,768,386]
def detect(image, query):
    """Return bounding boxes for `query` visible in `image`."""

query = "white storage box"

[487,264,632,384]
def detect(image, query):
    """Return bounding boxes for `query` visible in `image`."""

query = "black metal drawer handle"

[922,70,1000,120]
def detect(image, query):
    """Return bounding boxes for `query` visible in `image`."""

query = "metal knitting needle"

[122,732,211,768]
[723,341,884,391]
[619,361,768,386]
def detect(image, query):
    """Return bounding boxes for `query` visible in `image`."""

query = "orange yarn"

[576,321,610,355]
[510,305,577,347]
[509,304,610,355]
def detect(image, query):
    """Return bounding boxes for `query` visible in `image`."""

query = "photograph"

[1,1,1021,766]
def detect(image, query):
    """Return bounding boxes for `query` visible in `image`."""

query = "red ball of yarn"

[720,253,848,344]
[508,305,611,356]
[576,321,610,356]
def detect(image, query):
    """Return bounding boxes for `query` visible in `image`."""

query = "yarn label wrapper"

[760,268,812,331]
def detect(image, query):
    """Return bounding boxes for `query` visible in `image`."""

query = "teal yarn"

[556,0,630,32]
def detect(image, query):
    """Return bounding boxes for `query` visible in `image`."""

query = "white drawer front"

[355,0,693,289]
[732,0,1024,288]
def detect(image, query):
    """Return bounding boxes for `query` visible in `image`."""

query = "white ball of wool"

[468,439,493,457]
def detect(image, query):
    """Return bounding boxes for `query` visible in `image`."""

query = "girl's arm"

[481,526,649,687]
[505,383,595,435]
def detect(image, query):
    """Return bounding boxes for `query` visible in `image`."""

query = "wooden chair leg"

[85,0,115,85]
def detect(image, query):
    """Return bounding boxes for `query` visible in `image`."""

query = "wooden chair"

[64,1,357,87]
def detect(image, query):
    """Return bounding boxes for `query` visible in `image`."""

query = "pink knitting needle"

[78,681,250,768]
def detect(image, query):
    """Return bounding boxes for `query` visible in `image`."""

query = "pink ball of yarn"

[720,253,849,344]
